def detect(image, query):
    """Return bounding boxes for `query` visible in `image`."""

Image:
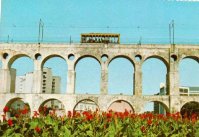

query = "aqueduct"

[0,43,199,116]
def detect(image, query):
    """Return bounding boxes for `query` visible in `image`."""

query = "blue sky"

[1,0,199,111]
[1,0,199,43]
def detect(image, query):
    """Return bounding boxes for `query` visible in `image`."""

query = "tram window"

[81,33,120,44]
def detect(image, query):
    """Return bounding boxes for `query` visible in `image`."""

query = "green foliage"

[0,110,198,137]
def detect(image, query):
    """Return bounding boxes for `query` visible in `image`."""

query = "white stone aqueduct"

[0,43,199,116]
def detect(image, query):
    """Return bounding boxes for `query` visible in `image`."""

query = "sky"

[1,0,199,111]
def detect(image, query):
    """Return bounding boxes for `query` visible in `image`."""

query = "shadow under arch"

[74,55,101,70]
[8,54,32,69]
[41,54,66,69]
[144,101,169,114]
[38,98,65,116]
[108,100,134,113]
[143,55,169,73]
[5,97,31,117]
[108,55,135,69]
[73,99,99,112]
[180,101,199,118]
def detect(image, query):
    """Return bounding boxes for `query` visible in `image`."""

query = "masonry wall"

[0,43,198,116]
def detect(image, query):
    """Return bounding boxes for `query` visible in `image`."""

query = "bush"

[1,107,199,137]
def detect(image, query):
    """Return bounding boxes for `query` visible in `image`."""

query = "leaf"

[12,133,24,137]
[29,121,39,129]
[3,128,14,136]
[86,130,93,137]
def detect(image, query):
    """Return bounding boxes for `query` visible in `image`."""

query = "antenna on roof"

[169,20,175,45]
[107,26,109,32]
[7,35,9,43]
[69,35,72,44]
[38,19,44,44]
[137,26,142,45]
[138,36,142,45]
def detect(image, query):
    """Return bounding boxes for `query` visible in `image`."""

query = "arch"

[107,100,134,113]
[73,99,99,112]
[5,97,31,117]
[180,101,199,118]
[8,54,32,69]
[142,57,167,95]
[41,54,66,69]
[144,101,169,114]
[74,55,101,70]
[108,57,134,95]
[179,57,199,87]
[180,56,199,63]
[10,56,34,93]
[75,56,101,94]
[108,55,135,68]
[144,55,169,72]
[42,55,68,94]
[38,98,65,116]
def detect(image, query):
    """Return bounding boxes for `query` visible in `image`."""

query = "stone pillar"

[167,61,179,96]
[169,96,181,113]
[67,63,75,94]
[168,50,180,112]
[0,69,11,93]
[32,61,42,93]
[32,70,42,93]
[100,63,108,94]
[134,64,142,96]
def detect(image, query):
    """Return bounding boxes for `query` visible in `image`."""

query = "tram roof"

[81,33,120,37]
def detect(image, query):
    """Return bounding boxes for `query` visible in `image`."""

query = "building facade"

[42,68,53,94]
[15,72,33,93]
[12,67,62,116]
[154,83,199,114]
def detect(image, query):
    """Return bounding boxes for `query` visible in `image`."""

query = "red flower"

[33,111,39,118]
[7,119,13,126]
[124,109,129,117]
[147,119,152,125]
[35,126,41,133]
[21,108,28,115]
[157,114,164,119]
[191,113,197,123]
[3,106,9,113]
[67,111,72,118]
[82,111,93,121]
[141,125,146,133]
[43,105,47,113]
[106,112,112,119]
[15,114,20,118]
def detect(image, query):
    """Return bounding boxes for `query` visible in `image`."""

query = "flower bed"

[1,107,199,136]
